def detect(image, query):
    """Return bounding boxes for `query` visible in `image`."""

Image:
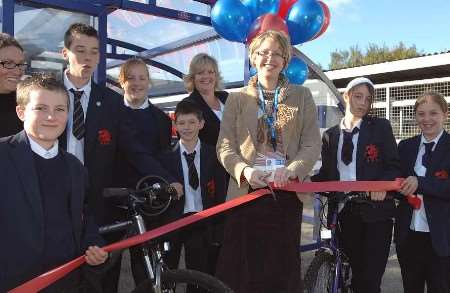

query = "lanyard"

[258,83,279,151]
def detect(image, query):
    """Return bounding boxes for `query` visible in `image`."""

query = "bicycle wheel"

[303,250,335,293]
[131,269,234,293]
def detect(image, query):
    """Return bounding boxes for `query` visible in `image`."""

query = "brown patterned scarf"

[248,74,291,147]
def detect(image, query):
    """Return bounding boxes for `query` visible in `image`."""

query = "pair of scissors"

[263,179,277,201]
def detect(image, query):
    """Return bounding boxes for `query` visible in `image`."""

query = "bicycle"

[303,191,377,293]
[100,175,234,293]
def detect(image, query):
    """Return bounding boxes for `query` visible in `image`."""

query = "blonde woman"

[215,30,321,293]
[183,53,228,146]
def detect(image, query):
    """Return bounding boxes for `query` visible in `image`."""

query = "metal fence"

[371,77,450,141]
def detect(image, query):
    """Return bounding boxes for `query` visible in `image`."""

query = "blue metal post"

[2,0,14,34]
[96,10,108,86]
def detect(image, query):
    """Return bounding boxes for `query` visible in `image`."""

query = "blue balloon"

[286,0,324,45]
[211,0,253,43]
[284,57,309,84]
[242,0,280,24]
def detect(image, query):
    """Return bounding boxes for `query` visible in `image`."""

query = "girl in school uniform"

[312,77,401,293]
[396,91,450,293]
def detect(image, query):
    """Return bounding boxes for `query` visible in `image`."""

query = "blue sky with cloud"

[300,0,450,69]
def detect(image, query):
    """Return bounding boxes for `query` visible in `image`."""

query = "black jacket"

[0,91,23,137]
[157,141,227,223]
[395,131,450,256]
[312,117,401,222]
[60,82,175,226]
[183,89,228,147]
[0,131,104,291]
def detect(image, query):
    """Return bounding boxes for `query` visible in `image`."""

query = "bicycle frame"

[100,182,175,293]
[320,198,351,293]
[100,177,235,293]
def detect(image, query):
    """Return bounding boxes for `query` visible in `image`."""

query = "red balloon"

[278,0,297,19]
[246,13,289,45]
[312,1,330,40]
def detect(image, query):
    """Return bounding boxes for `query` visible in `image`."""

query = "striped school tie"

[70,89,85,140]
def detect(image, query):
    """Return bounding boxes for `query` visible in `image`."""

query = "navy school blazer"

[157,141,227,223]
[0,131,104,291]
[312,117,401,222]
[60,81,175,226]
[395,131,450,257]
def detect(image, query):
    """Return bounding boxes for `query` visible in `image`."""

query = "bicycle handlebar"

[99,220,133,235]
[316,191,399,208]
[103,188,130,198]
[103,183,177,201]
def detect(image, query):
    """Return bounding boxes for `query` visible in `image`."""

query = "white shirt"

[336,119,362,211]
[180,140,203,214]
[28,135,59,159]
[212,101,224,121]
[337,118,362,182]
[124,98,150,110]
[63,70,91,164]
[410,130,443,232]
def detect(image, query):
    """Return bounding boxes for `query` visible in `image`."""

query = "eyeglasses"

[0,60,28,70]
[256,51,285,59]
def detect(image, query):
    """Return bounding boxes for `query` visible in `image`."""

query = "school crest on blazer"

[434,169,448,179]
[365,144,379,163]
[97,128,112,145]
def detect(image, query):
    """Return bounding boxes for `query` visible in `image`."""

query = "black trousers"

[338,204,393,293]
[99,232,123,293]
[164,215,209,272]
[163,215,210,293]
[396,230,449,293]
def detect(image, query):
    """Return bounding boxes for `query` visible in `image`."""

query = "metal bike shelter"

[1,0,345,252]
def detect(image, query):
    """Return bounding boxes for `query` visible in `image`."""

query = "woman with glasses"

[0,33,26,137]
[215,30,321,293]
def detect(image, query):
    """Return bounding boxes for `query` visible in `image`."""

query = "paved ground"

[118,196,404,292]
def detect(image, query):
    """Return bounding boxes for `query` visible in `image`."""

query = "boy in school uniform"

[0,75,108,292]
[60,23,182,292]
[158,100,226,278]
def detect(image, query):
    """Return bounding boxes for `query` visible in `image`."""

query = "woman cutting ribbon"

[215,30,321,293]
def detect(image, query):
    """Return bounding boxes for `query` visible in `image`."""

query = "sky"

[300,0,450,69]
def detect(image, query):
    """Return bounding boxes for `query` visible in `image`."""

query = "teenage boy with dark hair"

[0,75,108,292]
[158,100,226,282]
[61,22,183,292]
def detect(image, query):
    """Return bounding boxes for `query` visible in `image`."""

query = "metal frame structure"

[2,0,215,85]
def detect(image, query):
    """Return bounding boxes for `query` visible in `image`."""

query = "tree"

[329,42,422,70]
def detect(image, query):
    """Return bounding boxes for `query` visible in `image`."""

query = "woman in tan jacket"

[215,30,321,293]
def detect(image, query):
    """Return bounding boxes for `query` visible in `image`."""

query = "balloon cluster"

[211,0,330,84]
[211,0,330,45]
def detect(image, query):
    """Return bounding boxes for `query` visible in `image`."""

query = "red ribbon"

[9,180,404,293]
[406,195,422,209]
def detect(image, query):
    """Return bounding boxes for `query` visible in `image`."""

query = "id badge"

[263,158,286,182]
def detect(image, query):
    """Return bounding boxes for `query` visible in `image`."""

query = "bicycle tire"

[131,269,234,293]
[303,250,336,293]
